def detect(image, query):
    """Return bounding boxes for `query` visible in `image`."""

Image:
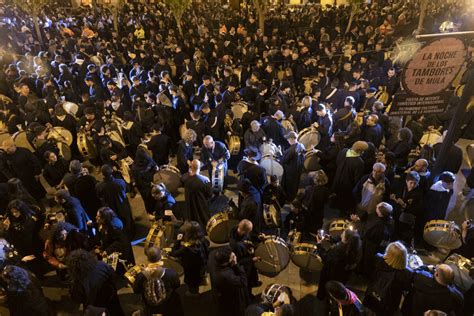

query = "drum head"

[445,254,473,292]
[291,243,323,272]
[419,131,441,146]
[0,132,11,147]
[207,216,239,244]
[260,158,284,181]
[63,102,78,116]
[423,221,462,250]
[254,237,290,277]
[260,142,279,157]
[281,119,297,134]
[154,169,181,194]
[13,131,35,152]
[57,142,72,161]
[231,102,248,120]
[48,127,73,146]
[161,257,184,276]
[298,130,320,150]
[303,153,320,172]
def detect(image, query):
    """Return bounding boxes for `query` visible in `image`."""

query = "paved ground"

[0,138,472,315]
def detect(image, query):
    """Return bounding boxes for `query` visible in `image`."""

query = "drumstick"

[258,258,279,268]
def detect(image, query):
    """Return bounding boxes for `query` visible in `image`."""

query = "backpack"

[143,268,167,307]
[364,270,395,313]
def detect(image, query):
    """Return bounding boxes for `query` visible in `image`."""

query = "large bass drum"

[423,220,462,250]
[0,131,11,147]
[260,155,284,182]
[62,101,79,117]
[419,129,442,146]
[260,140,281,157]
[290,243,323,272]
[47,127,73,146]
[303,150,321,172]
[445,254,473,292]
[77,131,97,159]
[262,283,291,305]
[161,255,184,277]
[254,236,290,277]
[12,131,35,152]
[298,127,320,150]
[226,135,241,155]
[211,163,225,193]
[57,141,72,161]
[206,210,239,244]
[145,221,175,250]
[154,165,182,194]
[231,101,248,120]
[329,219,350,238]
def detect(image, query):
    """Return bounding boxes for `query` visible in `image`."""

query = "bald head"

[414,159,428,173]
[237,219,253,235]
[435,264,454,286]
[190,159,201,173]
[203,135,214,150]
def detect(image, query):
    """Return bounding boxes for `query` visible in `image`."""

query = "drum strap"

[336,109,354,122]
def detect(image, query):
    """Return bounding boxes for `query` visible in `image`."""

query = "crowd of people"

[0,0,473,315]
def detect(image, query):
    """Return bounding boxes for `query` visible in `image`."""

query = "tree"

[164,0,193,36]
[254,0,268,33]
[345,0,364,35]
[417,0,428,35]
[112,0,125,34]
[12,0,51,45]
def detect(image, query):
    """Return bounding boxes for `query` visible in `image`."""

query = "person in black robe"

[0,138,45,200]
[170,221,209,295]
[212,246,250,316]
[229,219,261,299]
[332,96,356,133]
[314,103,333,151]
[96,165,135,238]
[315,229,362,300]
[200,135,231,179]
[42,151,69,188]
[176,129,196,174]
[147,123,172,166]
[361,114,383,149]
[281,131,305,202]
[67,249,125,316]
[94,206,135,267]
[121,111,144,158]
[303,170,331,233]
[130,147,158,214]
[1,265,52,316]
[72,165,103,221]
[262,175,287,207]
[388,128,413,170]
[55,189,91,235]
[332,141,368,213]
[261,110,288,148]
[424,171,455,222]
[433,142,463,175]
[237,147,267,195]
[150,183,176,221]
[236,179,262,233]
[181,160,213,229]
[243,120,267,149]
[132,247,184,316]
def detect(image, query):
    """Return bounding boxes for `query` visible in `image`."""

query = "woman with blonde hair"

[363,241,414,315]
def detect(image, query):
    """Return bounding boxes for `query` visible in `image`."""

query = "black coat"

[361,124,383,148]
[176,140,193,174]
[237,160,267,194]
[147,133,172,166]
[62,196,90,233]
[281,142,305,201]
[261,117,287,148]
[401,270,464,316]
[316,114,333,150]
[214,263,249,316]
[181,173,213,229]
[332,106,355,132]
[424,181,453,222]
[73,174,102,220]
[70,261,124,315]
[239,186,262,232]
[98,226,135,266]
[7,279,51,316]
[170,239,209,288]
[43,158,69,187]
[199,141,230,171]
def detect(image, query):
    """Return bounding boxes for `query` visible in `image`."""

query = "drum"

[47,127,73,146]
[445,254,473,292]
[260,140,281,157]
[263,204,280,228]
[260,155,284,182]
[303,150,320,172]
[154,165,182,194]
[62,101,79,117]
[262,283,291,305]
[423,220,462,250]
[12,131,35,152]
[124,265,143,285]
[102,252,121,271]
[298,127,320,150]
[57,141,72,161]
[161,255,184,276]
[419,129,442,146]
[231,101,248,120]
[77,131,97,159]
[0,131,11,147]
[304,78,317,95]
[281,119,297,134]
[145,222,175,250]
[290,243,323,272]
[287,229,301,245]
[328,219,350,238]
[466,143,474,168]
[206,211,239,244]
[179,123,188,140]
[226,135,241,155]
[212,163,225,193]
[254,236,290,276]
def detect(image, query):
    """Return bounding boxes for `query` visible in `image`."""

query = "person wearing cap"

[424,171,455,222]
[0,138,45,200]
[181,159,213,230]
[261,110,288,149]
[96,165,135,238]
[200,135,230,179]
[401,264,463,316]
[332,141,368,213]
[360,87,378,112]
[332,95,356,133]
[281,131,305,202]
[237,147,267,194]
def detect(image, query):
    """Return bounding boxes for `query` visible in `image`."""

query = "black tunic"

[281,142,305,201]
[181,173,213,229]
[176,140,193,174]
[214,263,250,316]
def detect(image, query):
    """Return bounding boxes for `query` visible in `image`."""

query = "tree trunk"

[345,8,355,34]
[113,7,119,33]
[417,0,428,35]
[33,15,43,45]
[255,0,265,33]
[175,14,183,36]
